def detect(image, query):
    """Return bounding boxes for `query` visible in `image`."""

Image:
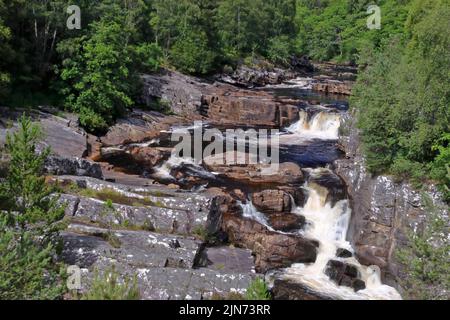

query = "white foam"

[283,169,402,300]
[283,110,341,142]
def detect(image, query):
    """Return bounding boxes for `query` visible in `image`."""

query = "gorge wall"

[334,111,448,291]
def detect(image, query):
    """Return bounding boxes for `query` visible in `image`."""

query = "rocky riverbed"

[1,63,445,300]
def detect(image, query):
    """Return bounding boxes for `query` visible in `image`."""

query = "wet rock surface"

[251,190,292,214]
[267,213,305,232]
[204,154,304,186]
[324,260,366,292]
[220,211,317,272]
[271,278,333,300]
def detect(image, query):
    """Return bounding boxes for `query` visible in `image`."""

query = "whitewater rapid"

[280,169,402,300]
[280,110,341,144]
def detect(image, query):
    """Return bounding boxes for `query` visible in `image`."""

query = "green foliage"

[267,35,294,66]
[245,278,271,300]
[295,0,411,63]
[0,0,11,97]
[0,115,65,235]
[351,0,450,196]
[0,115,65,299]
[0,217,65,300]
[170,29,216,74]
[58,15,136,132]
[430,133,450,201]
[133,43,163,73]
[396,194,449,300]
[82,266,140,300]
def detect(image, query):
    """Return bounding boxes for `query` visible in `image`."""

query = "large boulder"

[204,153,304,186]
[268,213,305,232]
[99,109,182,147]
[203,90,299,127]
[44,156,103,179]
[221,211,317,272]
[141,70,205,116]
[128,147,172,168]
[324,260,366,292]
[308,169,347,206]
[271,278,333,300]
[312,80,353,96]
[251,190,292,214]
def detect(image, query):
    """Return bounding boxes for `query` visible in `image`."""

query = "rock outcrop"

[271,278,333,300]
[202,88,299,127]
[62,223,254,299]
[204,154,304,186]
[208,195,317,273]
[0,107,87,158]
[216,64,297,88]
[141,70,207,116]
[140,69,300,128]
[251,190,292,214]
[44,156,103,179]
[324,260,366,292]
[334,111,448,288]
[312,80,352,96]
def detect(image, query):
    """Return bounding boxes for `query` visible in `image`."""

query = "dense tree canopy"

[351,0,450,199]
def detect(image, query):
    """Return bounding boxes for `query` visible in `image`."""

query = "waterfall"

[286,110,340,140]
[239,201,273,230]
[153,154,215,180]
[282,169,402,300]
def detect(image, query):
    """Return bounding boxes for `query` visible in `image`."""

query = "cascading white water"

[285,110,341,141]
[282,168,402,300]
[263,77,314,89]
[240,201,273,229]
[153,154,215,180]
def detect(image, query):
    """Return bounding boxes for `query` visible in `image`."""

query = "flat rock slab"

[61,224,254,300]
[137,268,253,300]
[63,224,202,269]
[56,176,212,235]
[204,246,255,274]
[60,198,209,237]
[0,107,87,158]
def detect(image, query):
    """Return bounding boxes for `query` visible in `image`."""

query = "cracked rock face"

[57,176,211,236]
[334,112,448,288]
[61,223,254,300]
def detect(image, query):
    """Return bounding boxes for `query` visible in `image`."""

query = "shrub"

[82,266,140,300]
[245,278,271,300]
[396,194,449,300]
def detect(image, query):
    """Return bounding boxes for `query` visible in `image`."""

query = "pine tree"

[0,115,66,299]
